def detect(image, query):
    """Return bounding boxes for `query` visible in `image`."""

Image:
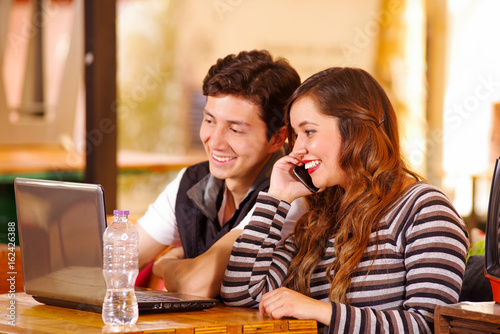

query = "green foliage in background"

[467,240,485,262]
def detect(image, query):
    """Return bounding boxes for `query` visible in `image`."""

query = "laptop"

[484,157,500,301]
[14,177,219,314]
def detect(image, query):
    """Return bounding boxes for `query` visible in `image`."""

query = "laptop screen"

[485,158,500,278]
[15,177,107,304]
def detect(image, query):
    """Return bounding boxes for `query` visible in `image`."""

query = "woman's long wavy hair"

[282,67,420,303]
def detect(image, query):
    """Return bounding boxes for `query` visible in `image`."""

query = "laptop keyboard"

[135,291,183,302]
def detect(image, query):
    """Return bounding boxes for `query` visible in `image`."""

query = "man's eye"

[203,118,214,124]
[230,127,243,134]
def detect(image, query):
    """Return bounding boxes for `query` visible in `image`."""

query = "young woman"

[221,67,469,333]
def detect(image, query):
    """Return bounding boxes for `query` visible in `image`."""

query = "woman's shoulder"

[400,181,453,205]
[392,181,468,246]
[384,181,462,225]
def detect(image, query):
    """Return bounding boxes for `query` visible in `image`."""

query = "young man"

[137,50,304,298]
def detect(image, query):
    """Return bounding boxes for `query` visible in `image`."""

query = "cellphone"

[293,165,319,193]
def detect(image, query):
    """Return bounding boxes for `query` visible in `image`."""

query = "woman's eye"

[305,129,316,136]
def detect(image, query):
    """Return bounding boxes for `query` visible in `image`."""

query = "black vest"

[175,161,271,258]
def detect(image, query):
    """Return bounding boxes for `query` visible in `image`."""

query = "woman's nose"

[291,138,307,156]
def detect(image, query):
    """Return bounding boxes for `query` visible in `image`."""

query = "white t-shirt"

[137,168,307,246]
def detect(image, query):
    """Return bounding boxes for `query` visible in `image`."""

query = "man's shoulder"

[183,161,210,180]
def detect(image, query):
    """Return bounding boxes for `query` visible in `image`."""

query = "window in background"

[0,0,84,147]
[443,0,500,229]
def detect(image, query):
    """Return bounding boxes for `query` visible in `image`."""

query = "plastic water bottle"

[102,210,139,325]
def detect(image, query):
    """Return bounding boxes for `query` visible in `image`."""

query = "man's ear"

[268,126,287,153]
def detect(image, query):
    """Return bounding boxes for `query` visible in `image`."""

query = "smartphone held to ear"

[293,165,319,193]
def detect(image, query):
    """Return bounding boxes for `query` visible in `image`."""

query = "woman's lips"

[304,159,321,174]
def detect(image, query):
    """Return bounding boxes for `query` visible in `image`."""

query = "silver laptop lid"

[14,177,107,305]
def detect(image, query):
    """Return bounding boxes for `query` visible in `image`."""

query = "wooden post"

[425,0,447,189]
[84,0,117,213]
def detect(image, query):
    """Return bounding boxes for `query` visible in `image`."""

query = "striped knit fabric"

[221,182,469,334]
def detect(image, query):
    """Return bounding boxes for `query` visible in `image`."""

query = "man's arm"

[137,224,174,270]
[136,168,186,270]
[152,229,243,298]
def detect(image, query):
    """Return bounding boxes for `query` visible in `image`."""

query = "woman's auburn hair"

[282,67,420,303]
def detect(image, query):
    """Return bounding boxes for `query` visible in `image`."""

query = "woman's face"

[289,96,348,190]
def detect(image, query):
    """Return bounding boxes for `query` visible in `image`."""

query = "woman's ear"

[268,126,287,153]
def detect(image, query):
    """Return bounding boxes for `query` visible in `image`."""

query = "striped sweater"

[221,182,469,333]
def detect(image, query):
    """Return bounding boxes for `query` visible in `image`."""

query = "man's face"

[199,94,278,189]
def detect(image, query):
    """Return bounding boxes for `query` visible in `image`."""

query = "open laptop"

[485,157,500,302]
[14,177,219,314]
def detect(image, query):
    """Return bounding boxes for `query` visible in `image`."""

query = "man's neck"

[220,177,257,225]
[224,179,253,211]
[220,152,277,223]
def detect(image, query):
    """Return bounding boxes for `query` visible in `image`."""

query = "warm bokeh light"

[443,0,500,218]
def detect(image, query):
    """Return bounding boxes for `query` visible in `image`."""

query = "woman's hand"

[268,155,315,203]
[259,287,332,326]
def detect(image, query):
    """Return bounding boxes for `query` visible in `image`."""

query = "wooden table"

[0,293,317,333]
[434,301,500,333]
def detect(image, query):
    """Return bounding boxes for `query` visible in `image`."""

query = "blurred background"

[1,0,499,245]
